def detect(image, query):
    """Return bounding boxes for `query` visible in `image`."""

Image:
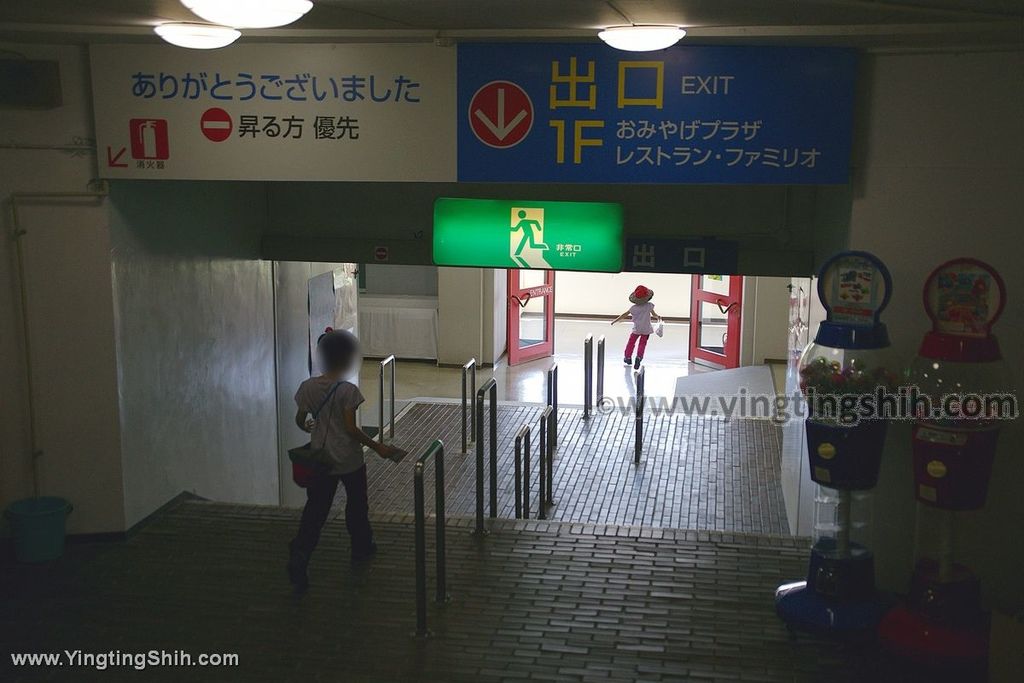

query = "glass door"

[689,274,743,368]
[507,269,555,366]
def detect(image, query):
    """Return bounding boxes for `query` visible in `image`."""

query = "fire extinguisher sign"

[129,118,170,161]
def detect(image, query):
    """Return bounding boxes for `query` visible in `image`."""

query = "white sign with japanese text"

[90,44,456,181]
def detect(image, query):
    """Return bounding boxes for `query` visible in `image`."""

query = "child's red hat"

[629,285,654,303]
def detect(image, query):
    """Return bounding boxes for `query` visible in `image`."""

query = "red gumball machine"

[879,258,1011,672]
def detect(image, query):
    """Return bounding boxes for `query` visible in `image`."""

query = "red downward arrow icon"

[106,146,127,168]
[474,88,529,141]
[468,81,534,149]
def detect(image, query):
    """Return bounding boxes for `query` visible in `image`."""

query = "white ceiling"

[1,0,1022,47]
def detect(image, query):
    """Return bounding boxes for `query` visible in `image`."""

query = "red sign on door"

[129,119,169,160]
[468,80,533,149]
[200,107,233,142]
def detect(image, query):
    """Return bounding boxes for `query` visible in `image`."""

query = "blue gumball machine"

[776,251,899,634]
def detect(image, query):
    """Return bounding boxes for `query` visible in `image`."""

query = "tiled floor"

[359,319,708,410]
[356,317,787,427]
[2,501,900,683]
[365,401,788,535]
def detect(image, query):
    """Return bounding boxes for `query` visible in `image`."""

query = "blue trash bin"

[4,497,73,563]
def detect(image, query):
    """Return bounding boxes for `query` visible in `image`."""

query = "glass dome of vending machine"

[880,258,1009,672]
[776,251,898,634]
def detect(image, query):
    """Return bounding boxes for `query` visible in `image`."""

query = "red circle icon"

[468,80,533,149]
[200,107,233,142]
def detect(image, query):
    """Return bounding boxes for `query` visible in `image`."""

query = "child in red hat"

[611,285,660,369]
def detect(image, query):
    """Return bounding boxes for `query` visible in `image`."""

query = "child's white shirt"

[629,302,656,335]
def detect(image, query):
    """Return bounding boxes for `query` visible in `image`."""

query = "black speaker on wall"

[0,59,62,109]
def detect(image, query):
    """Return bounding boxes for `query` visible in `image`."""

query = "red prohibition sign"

[200,107,233,142]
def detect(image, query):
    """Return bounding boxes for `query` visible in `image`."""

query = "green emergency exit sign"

[433,198,624,272]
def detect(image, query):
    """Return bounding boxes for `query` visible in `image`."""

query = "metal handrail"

[413,439,447,638]
[634,366,645,464]
[461,358,477,453]
[596,335,606,405]
[538,405,554,519]
[583,334,593,419]
[475,377,498,534]
[546,363,558,451]
[378,354,396,443]
[514,424,530,519]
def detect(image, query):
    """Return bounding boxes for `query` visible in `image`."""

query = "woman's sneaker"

[634,357,643,370]
[623,356,632,366]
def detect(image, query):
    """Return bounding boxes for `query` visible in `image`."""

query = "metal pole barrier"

[583,334,593,419]
[596,335,605,405]
[414,460,427,636]
[538,406,552,519]
[378,359,385,444]
[475,378,498,534]
[522,425,532,519]
[514,425,529,519]
[634,366,645,465]
[547,363,559,451]
[413,440,447,638]
[434,446,447,604]
[546,409,554,507]
[461,358,477,453]
[379,355,396,444]
[489,380,498,519]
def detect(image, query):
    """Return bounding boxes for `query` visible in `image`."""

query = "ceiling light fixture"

[598,25,686,52]
[181,0,314,29]
[154,23,241,49]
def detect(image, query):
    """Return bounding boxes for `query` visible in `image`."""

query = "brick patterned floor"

[365,401,788,535]
[1,501,900,683]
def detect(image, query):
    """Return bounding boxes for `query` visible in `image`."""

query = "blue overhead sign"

[458,44,857,185]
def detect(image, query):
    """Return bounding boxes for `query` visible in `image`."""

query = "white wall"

[555,271,693,318]
[437,266,506,366]
[780,277,826,536]
[273,261,346,508]
[437,267,485,365]
[483,269,507,364]
[740,276,791,366]
[108,181,279,527]
[0,44,126,534]
[362,264,437,296]
[849,50,1024,608]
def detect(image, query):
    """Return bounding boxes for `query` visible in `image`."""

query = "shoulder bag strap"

[312,381,342,450]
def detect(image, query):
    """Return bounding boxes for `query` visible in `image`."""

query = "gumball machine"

[776,251,899,634]
[879,258,1009,670]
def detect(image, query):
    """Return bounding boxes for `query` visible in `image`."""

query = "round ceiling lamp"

[154,23,241,49]
[181,0,314,29]
[598,25,686,52]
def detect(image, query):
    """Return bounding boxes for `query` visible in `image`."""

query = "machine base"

[879,605,989,671]
[775,580,887,635]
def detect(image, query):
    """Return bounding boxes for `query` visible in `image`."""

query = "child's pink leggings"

[625,333,649,359]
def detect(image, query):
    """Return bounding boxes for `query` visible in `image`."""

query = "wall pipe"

[7,189,108,498]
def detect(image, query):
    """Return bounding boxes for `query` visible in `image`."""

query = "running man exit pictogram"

[510,208,550,268]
